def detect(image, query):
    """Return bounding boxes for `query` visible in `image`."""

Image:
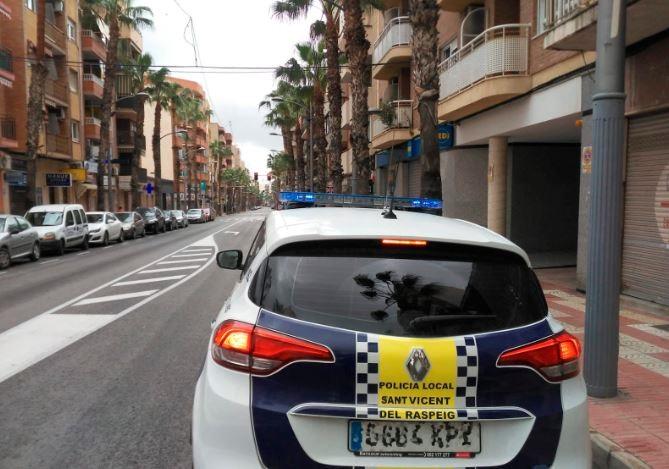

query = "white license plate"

[348,420,481,457]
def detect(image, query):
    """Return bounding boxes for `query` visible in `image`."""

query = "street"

[0,212,265,469]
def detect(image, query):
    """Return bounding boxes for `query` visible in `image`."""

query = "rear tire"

[132,229,137,240]
[117,232,124,243]
[102,232,109,246]
[0,248,10,269]
[30,242,41,262]
[56,239,65,256]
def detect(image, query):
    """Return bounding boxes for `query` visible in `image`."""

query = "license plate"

[348,420,481,457]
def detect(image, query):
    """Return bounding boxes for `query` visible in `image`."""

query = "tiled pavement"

[537,268,669,469]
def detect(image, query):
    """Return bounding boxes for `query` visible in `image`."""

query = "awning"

[79,183,97,191]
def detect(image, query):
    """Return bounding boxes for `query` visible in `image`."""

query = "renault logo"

[406,348,430,382]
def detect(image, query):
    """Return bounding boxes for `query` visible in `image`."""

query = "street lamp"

[271,97,313,192]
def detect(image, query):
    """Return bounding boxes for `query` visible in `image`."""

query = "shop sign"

[85,161,98,174]
[4,170,27,187]
[405,123,455,160]
[67,168,87,182]
[46,173,72,187]
[376,151,390,168]
[103,176,113,188]
[581,146,592,174]
[119,176,132,191]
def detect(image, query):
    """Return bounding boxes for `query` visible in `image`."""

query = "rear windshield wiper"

[409,314,496,328]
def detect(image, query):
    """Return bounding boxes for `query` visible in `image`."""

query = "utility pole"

[584,0,627,398]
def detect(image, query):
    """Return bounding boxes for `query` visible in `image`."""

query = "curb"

[591,432,651,469]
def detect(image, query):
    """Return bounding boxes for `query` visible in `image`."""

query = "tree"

[145,68,180,207]
[123,53,152,208]
[82,0,152,210]
[221,167,252,213]
[25,0,48,209]
[273,1,344,192]
[410,0,441,200]
[267,151,294,192]
[209,140,232,213]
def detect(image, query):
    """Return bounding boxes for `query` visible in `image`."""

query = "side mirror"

[216,250,243,270]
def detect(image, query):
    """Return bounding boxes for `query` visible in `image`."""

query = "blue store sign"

[4,170,27,187]
[376,150,390,168]
[405,123,455,160]
[45,173,72,187]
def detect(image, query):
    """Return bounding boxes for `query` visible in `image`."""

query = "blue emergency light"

[279,192,442,211]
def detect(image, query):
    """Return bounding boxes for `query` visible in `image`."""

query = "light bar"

[381,239,427,247]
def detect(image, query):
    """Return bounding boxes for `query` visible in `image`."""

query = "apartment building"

[142,95,178,209]
[435,0,669,305]
[1,0,86,214]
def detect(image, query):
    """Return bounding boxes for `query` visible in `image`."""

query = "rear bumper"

[39,239,61,250]
[552,376,591,468]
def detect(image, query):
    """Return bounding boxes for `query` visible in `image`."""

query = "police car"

[192,206,590,468]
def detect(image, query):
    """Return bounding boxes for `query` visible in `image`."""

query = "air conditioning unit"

[53,1,64,13]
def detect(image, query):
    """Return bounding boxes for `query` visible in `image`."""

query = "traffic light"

[254,172,258,181]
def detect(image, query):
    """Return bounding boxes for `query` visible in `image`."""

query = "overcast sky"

[141,0,319,179]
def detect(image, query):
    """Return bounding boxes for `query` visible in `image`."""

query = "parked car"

[115,211,146,239]
[25,204,89,255]
[187,209,206,224]
[86,212,123,246]
[172,210,187,228]
[136,207,166,234]
[0,215,41,269]
[202,207,215,222]
[164,210,178,231]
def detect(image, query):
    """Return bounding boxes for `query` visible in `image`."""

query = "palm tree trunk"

[294,119,305,191]
[281,125,295,190]
[131,97,145,209]
[343,0,371,194]
[152,101,162,206]
[410,0,442,200]
[325,11,343,193]
[313,86,327,192]
[98,16,120,210]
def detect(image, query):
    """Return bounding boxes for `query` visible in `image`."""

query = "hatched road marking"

[74,290,159,306]
[139,266,200,274]
[112,276,187,287]
[157,259,209,265]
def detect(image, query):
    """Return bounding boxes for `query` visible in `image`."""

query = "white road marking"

[224,231,240,236]
[77,251,90,256]
[139,265,200,274]
[171,253,212,258]
[39,259,61,265]
[112,275,186,287]
[103,246,114,250]
[180,249,212,253]
[0,218,246,384]
[74,290,159,306]
[157,259,208,265]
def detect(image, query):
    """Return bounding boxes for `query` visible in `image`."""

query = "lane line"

[73,290,159,306]
[77,251,90,256]
[139,266,200,274]
[103,246,114,250]
[171,253,213,258]
[112,275,186,287]
[157,259,209,265]
[0,218,246,385]
[39,259,61,265]
[180,249,213,253]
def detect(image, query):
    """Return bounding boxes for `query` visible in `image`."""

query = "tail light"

[497,331,581,382]
[211,320,334,375]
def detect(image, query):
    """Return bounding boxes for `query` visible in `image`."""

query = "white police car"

[192,207,590,468]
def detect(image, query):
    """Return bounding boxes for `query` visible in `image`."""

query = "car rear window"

[258,240,547,338]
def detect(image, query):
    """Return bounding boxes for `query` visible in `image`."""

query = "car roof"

[264,207,530,265]
[86,211,106,215]
[27,204,84,212]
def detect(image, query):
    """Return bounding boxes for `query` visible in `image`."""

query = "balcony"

[0,116,18,149]
[83,73,104,100]
[543,0,669,51]
[0,1,12,19]
[45,20,66,53]
[46,133,71,156]
[370,100,413,150]
[194,154,208,164]
[437,0,474,11]
[117,130,136,149]
[0,48,14,86]
[372,16,412,80]
[45,79,69,104]
[438,24,531,122]
[196,172,208,181]
[84,117,101,140]
[121,25,143,53]
[81,30,107,60]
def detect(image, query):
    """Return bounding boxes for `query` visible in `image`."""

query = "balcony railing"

[0,116,16,141]
[45,79,69,102]
[117,130,136,146]
[0,48,12,73]
[540,0,591,30]
[370,100,412,139]
[372,16,412,64]
[83,73,104,87]
[439,24,530,99]
[85,116,101,126]
[81,30,107,47]
[45,20,66,50]
[46,133,71,155]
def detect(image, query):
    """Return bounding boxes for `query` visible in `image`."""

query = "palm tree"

[267,151,294,193]
[123,53,152,208]
[145,68,180,207]
[276,42,328,192]
[25,0,48,209]
[82,0,152,210]
[410,0,441,200]
[272,1,344,192]
[209,140,232,213]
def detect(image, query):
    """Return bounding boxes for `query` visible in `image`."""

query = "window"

[441,38,458,62]
[242,223,266,277]
[17,217,31,231]
[25,0,36,12]
[67,19,76,40]
[66,211,75,227]
[71,121,80,142]
[6,217,18,233]
[68,69,78,92]
[259,240,547,338]
[73,210,82,225]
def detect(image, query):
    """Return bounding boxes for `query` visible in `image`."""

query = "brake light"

[497,331,581,382]
[211,320,334,375]
[381,239,427,247]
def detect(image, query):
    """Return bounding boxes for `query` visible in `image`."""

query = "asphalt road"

[0,210,266,469]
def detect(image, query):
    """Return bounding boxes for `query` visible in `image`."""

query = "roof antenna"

[381,147,399,219]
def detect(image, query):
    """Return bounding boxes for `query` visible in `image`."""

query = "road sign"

[145,182,154,194]
[200,181,206,192]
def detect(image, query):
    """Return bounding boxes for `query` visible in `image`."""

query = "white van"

[25,204,89,255]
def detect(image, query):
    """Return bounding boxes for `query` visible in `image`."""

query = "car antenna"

[381,150,400,219]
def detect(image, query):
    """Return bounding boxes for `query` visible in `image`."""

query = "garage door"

[408,160,421,197]
[622,112,669,305]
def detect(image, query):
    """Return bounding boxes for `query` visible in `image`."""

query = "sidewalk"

[537,268,669,469]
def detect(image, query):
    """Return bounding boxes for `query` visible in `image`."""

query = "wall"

[625,32,669,115]
[440,147,488,225]
[142,100,175,182]
[508,144,581,255]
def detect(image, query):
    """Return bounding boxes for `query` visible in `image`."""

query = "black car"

[136,207,166,234]
[163,210,178,231]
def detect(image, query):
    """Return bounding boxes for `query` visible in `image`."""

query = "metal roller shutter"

[622,112,669,305]
[408,160,421,197]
